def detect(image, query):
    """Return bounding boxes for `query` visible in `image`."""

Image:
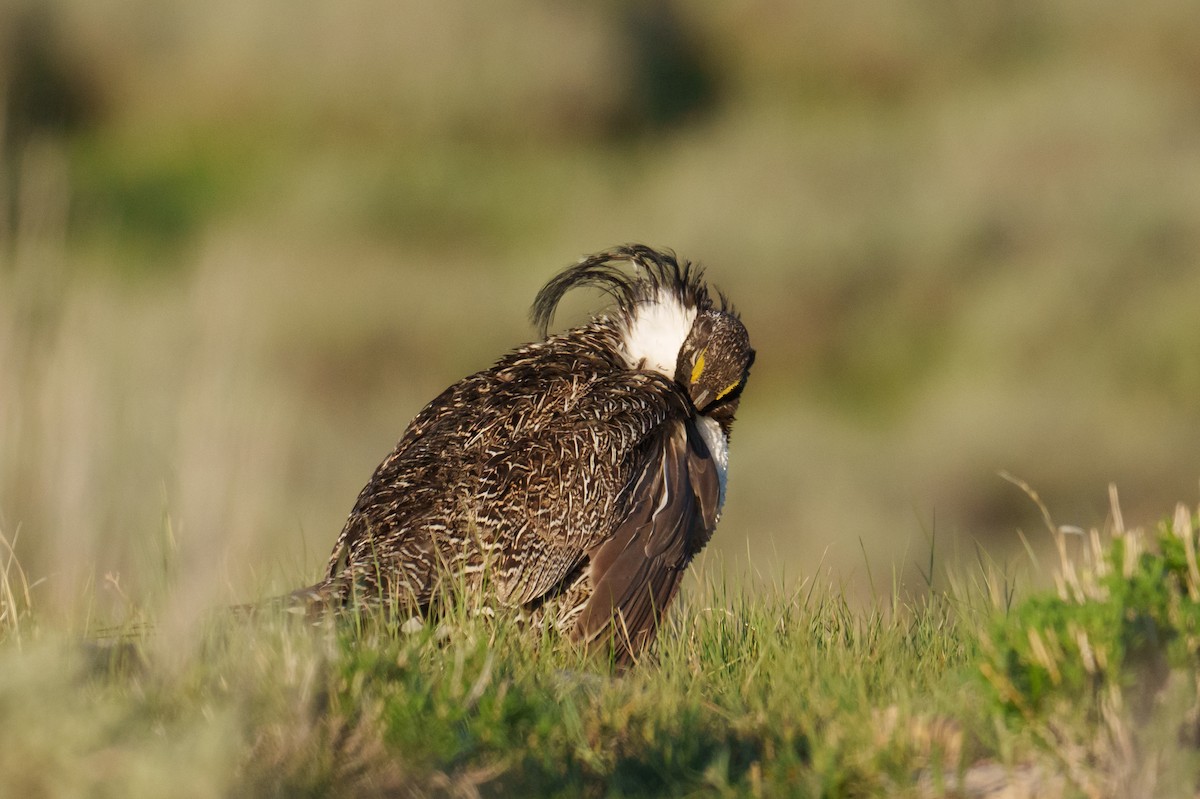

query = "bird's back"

[318,320,688,615]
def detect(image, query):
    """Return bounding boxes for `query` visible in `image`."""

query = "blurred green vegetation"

[2,0,1200,616]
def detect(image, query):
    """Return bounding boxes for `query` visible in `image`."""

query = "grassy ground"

[2,498,1199,797]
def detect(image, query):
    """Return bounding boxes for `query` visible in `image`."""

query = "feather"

[574,419,720,664]
[531,244,721,337]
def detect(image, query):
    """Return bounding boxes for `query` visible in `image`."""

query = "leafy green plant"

[983,499,1200,714]
[980,483,1200,793]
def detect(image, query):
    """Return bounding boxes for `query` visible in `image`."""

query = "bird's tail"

[228,580,343,621]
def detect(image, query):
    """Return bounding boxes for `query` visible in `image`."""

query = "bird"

[297,244,754,663]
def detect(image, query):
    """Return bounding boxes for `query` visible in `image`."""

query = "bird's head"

[676,309,754,417]
[532,244,754,425]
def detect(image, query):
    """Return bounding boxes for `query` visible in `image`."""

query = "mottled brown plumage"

[299,245,753,662]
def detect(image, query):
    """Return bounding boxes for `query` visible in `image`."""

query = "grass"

[0,555,970,797]
[2,495,1199,797]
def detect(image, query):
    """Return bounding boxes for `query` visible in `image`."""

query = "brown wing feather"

[684,421,721,537]
[573,418,721,663]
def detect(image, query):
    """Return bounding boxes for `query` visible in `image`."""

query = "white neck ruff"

[618,290,696,377]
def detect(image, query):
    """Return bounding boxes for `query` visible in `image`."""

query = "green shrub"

[983,505,1200,720]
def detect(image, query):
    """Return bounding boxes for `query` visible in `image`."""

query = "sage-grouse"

[302,245,753,662]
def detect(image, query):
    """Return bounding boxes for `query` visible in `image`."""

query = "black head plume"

[531,244,726,337]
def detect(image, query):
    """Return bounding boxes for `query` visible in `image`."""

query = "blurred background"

[2,0,1199,620]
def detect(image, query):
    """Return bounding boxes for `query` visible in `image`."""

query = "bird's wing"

[572,417,721,663]
[481,367,692,605]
